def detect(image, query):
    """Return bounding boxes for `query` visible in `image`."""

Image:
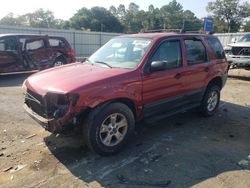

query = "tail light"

[69,48,75,57]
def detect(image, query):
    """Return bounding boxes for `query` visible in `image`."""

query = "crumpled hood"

[25,63,128,95]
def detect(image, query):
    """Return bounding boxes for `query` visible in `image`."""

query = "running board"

[144,104,199,124]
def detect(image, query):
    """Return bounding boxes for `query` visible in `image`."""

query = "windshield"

[239,34,250,42]
[88,37,153,69]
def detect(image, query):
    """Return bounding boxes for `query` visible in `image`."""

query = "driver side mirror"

[150,61,166,72]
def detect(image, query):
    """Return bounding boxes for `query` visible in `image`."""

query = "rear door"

[24,37,51,70]
[180,37,211,104]
[0,36,23,73]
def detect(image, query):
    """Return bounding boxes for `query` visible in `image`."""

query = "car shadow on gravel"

[44,101,250,187]
[0,74,31,87]
[228,74,250,82]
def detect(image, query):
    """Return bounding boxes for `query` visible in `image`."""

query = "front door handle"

[174,73,182,79]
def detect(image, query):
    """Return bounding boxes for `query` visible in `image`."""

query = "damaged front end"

[23,88,81,133]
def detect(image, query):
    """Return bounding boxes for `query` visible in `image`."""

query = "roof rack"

[143,29,181,33]
[142,29,211,35]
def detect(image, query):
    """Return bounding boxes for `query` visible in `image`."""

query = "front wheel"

[200,85,220,117]
[83,103,135,155]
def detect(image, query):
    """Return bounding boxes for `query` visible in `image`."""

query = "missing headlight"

[45,93,79,119]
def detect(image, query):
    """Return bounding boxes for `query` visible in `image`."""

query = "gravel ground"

[0,69,249,188]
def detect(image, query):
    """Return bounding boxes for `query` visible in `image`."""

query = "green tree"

[109,6,117,16]
[212,16,228,33]
[207,0,250,32]
[182,10,202,31]
[70,7,124,32]
[117,4,126,19]
[128,3,139,14]
[70,8,94,30]
[24,9,64,29]
[0,13,27,26]
[160,0,184,30]
[159,0,201,31]
[244,20,250,32]
[122,3,144,33]
[0,9,65,29]
[108,1,201,33]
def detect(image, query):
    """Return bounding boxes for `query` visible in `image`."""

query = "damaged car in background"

[23,33,229,155]
[0,34,75,75]
[225,34,250,69]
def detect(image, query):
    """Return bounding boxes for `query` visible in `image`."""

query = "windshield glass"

[88,37,153,69]
[239,34,250,42]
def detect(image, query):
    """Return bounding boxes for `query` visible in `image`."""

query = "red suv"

[23,33,228,155]
[0,34,75,75]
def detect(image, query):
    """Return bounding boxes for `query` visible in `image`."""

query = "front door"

[142,38,186,118]
[0,36,22,74]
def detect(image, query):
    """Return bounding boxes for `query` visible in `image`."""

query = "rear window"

[49,38,66,48]
[205,37,225,59]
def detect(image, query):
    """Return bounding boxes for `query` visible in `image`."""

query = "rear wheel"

[83,103,135,155]
[53,57,65,67]
[200,85,220,117]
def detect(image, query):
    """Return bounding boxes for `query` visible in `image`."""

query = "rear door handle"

[174,73,182,79]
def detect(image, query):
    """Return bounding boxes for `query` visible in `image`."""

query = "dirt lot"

[0,69,250,188]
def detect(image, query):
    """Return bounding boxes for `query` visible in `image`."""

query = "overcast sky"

[0,0,249,20]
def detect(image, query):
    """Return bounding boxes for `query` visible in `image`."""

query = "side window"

[26,39,44,51]
[185,39,207,65]
[205,37,225,59]
[49,38,65,48]
[150,40,182,70]
[0,38,18,52]
[0,40,5,51]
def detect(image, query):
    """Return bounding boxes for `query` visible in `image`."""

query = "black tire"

[53,57,66,67]
[83,102,135,156]
[200,85,220,117]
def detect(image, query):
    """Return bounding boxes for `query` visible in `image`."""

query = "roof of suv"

[0,33,66,39]
[119,32,213,40]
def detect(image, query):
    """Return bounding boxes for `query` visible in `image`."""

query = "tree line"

[0,0,250,33]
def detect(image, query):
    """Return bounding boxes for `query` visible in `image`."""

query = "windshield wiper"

[94,61,112,68]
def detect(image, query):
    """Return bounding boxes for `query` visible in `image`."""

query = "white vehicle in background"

[225,34,250,69]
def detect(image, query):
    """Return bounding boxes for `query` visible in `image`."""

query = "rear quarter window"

[205,37,225,59]
[49,38,66,48]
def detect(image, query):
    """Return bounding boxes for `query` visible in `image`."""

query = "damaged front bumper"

[24,103,75,133]
[23,87,82,133]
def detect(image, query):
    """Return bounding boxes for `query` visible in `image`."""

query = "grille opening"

[232,47,250,56]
